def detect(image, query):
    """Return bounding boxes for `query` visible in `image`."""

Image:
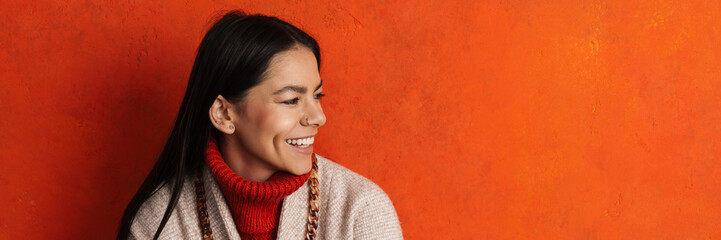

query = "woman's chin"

[285,157,313,175]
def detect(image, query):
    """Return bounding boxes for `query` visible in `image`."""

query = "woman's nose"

[302,100,326,127]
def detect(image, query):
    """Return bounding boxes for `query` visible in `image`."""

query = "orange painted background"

[1,0,720,239]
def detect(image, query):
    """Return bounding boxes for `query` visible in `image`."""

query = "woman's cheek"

[261,110,297,136]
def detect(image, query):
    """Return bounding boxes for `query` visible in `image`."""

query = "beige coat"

[130,155,404,239]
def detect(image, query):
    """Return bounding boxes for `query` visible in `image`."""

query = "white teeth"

[285,136,314,146]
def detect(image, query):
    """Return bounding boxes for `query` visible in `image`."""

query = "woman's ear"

[209,95,236,134]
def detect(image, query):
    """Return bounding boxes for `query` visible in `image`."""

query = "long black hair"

[116,11,320,239]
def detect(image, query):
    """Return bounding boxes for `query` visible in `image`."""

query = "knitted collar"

[204,136,311,240]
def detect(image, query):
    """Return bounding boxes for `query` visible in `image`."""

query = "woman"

[116,11,403,240]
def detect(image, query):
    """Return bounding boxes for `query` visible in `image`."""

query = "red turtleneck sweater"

[204,137,311,240]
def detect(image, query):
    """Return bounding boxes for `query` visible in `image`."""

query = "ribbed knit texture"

[204,136,311,240]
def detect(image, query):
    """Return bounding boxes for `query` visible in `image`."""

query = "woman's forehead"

[260,48,320,90]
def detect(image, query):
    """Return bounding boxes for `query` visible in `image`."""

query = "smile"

[285,136,314,148]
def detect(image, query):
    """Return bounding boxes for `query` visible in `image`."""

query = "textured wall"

[1,0,720,239]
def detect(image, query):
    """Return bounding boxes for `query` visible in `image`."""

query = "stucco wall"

[1,0,720,238]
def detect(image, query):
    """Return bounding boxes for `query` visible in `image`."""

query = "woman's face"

[220,45,325,178]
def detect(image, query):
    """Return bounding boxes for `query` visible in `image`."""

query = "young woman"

[116,11,403,240]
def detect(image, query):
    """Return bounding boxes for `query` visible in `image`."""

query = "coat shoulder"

[129,182,174,239]
[313,154,404,239]
[129,177,201,239]
[315,154,388,198]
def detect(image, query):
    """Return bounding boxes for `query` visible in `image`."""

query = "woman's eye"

[283,98,299,105]
[314,93,326,100]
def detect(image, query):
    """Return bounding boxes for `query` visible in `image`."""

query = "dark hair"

[116,11,320,239]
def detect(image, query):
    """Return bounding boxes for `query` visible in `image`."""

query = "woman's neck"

[205,136,312,240]
[219,136,277,182]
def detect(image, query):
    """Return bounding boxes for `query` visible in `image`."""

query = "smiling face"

[211,44,326,180]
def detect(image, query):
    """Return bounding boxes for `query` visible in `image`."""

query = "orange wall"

[1,0,720,239]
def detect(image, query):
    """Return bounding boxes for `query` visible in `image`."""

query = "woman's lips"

[286,141,313,154]
[285,135,315,155]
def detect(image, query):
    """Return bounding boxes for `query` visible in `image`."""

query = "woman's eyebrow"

[273,85,306,95]
[272,79,323,95]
